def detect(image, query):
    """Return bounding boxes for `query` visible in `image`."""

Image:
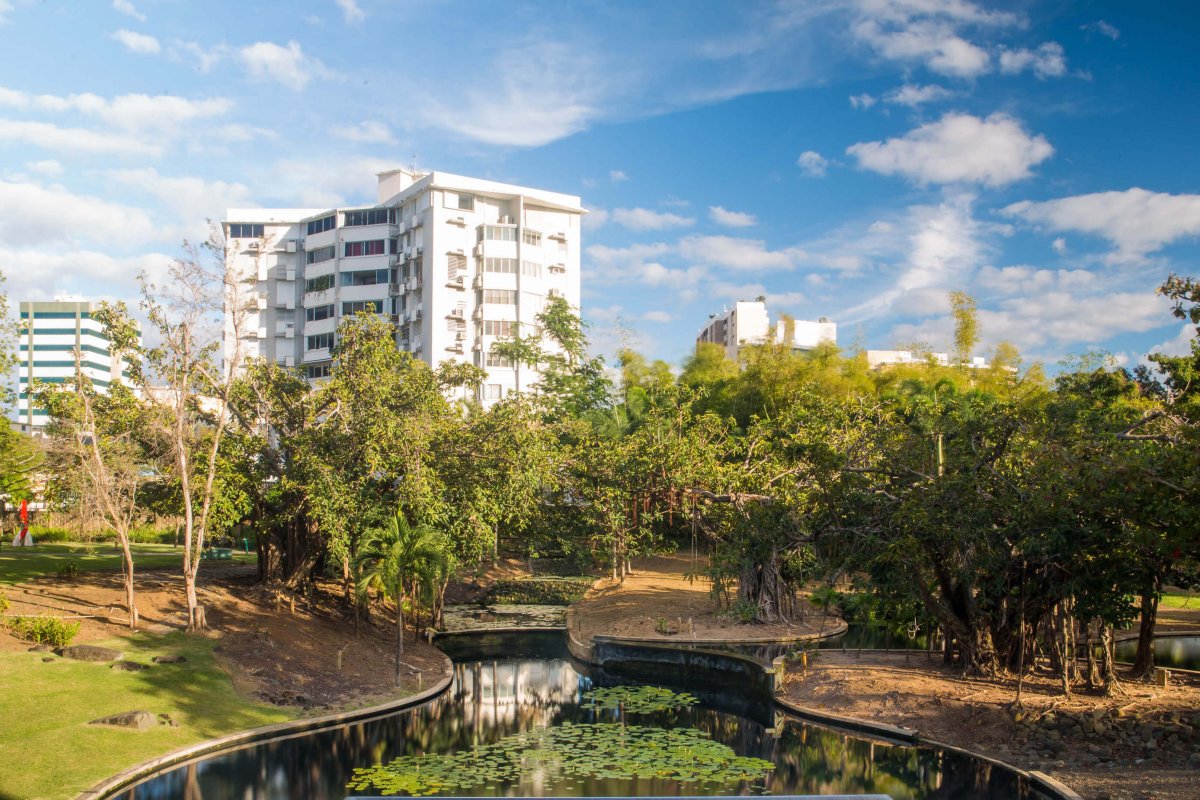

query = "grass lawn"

[0,542,256,585]
[1160,592,1199,610]
[0,630,290,800]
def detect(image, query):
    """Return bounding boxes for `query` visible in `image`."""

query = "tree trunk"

[119,534,138,629]
[1100,625,1120,695]
[185,568,205,631]
[395,598,404,686]
[1130,580,1160,679]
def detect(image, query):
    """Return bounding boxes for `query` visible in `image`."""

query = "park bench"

[201,547,234,561]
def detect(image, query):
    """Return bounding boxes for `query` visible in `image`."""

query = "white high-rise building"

[696,300,836,361]
[15,300,141,432]
[224,168,584,404]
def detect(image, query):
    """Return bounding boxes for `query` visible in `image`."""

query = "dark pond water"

[113,632,1049,799]
[1114,636,1200,671]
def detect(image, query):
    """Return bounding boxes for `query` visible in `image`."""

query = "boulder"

[60,645,122,662]
[89,711,157,731]
[110,660,149,672]
[28,644,52,653]
[152,654,187,664]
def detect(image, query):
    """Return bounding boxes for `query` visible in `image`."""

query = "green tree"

[949,291,979,367]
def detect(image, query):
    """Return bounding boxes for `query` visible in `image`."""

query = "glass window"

[305,304,334,322]
[483,289,516,305]
[306,245,336,264]
[458,193,475,211]
[522,229,541,246]
[521,260,541,278]
[228,223,264,238]
[486,351,513,368]
[344,240,386,257]
[306,214,337,236]
[341,269,388,287]
[343,209,391,227]
[483,383,502,400]
[483,225,517,241]
[306,363,331,379]
[483,257,518,274]
[304,274,334,293]
[306,333,334,351]
[481,320,514,336]
[341,300,386,315]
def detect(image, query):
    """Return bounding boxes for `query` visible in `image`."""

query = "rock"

[60,645,122,662]
[157,713,179,728]
[1082,718,1096,734]
[42,656,55,662]
[28,644,52,653]
[89,711,157,731]
[1093,722,1107,736]
[152,655,187,664]
[110,660,149,672]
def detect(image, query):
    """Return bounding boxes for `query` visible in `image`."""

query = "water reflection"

[115,632,1048,799]
[1114,636,1200,671]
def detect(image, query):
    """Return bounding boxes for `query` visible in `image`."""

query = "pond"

[1114,635,1200,671]
[111,632,1051,799]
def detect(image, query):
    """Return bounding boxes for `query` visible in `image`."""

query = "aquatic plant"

[582,684,698,713]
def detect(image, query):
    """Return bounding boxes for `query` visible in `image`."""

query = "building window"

[306,333,334,351]
[229,223,264,238]
[306,245,336,265]
[483,383,503,400]
[481,320,515,337]
[483,257,518,274]
[306,214,336,236]
[306,363,332,379]
[305,304,334,322]
[304,274,334,293]
[341,269,388,287]
[479,225,518,242]
[522,229,541,246]
[521,260,542,278]
[341,299,386,315]
[343,208,391,227]
[486,351,513,368]
[344,240,386,258]
[483,289,516,305]
[447,253,467,281]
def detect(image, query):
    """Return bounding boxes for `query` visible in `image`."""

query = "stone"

[1082,718,1096,734]
[1093,722,1107,736]
[152,655,187,664]
[28,644,52,653]
[41,656,55,662]
[89,711,157,731]
[110,660,149,672]
[60,645,122,662]
[157,713,179,728]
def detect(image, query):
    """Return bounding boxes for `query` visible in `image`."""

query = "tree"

[355,508,447,685]
[950,291,979,367]
[0,270,42,509]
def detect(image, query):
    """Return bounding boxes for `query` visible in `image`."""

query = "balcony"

[446,275,465,290]
[388,283,402,297]
[446,216,467,227]
[446,307,465,320]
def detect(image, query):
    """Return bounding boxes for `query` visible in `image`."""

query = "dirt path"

[0,566,451,712]
[785,652,1200,800]
[573,552,834,644]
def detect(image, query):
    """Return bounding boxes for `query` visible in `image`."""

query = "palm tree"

[355,507,447,686]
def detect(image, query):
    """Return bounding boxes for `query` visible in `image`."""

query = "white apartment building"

[15,300,141,431]
[696,300,836,361]
[224,168,584,404]
[866,350,988,369]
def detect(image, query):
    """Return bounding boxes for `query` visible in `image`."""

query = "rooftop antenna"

[409,154,418,174]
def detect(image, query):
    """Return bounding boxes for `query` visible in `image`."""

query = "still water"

[1114,635,1200,671]
[114,633,1048,799]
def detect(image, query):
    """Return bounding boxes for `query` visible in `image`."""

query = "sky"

[1,0,1198,374]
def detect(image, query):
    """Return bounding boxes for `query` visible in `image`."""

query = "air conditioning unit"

[389,283,401,297]
[499,215,514,224]
[447,307,464,319]
[284,268,296,281]
[472,307,484,321]
[285,240,297,253]
[248,241,261,251]
[472,342,483,352]
[447,248,465,257]
[455,330,466,341]
[256,297,268,310]
[285,326,295,339]
[284,355,295,367]
[473,274,484,290]
[473,244,484,258]
[447,275,465,289]
[389,254,400,266]
[448,216,466,227]
[415,246,423,256]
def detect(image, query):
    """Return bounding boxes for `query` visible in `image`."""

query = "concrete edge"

[589,619,850,647]
[77,653,454,800]
[432,625,566,639]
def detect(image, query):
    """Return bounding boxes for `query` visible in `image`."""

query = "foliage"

[0,590,8,614]
[582,684,698,713]
[55,563,78,579]
[348,722,774,796]
[5,616,80,647]
[482,577,592,606]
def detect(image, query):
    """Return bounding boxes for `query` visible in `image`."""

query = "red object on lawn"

[18,499,28,543]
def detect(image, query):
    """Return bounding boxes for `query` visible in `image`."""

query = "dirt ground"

[0,564,451,712]
[574,553,833,642]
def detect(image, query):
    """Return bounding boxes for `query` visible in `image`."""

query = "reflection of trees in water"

[117,651,1044,799]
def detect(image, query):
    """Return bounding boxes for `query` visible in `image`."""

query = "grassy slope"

[0,542,255,585]
[0,630,289,800]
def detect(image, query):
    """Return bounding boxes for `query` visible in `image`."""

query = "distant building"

[867,350,988,370]
[696,300,836,361]
[15,300,141,431]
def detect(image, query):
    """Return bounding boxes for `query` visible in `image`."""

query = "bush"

[6,616,80,648]
[0,590,9,615]
[27,526,75,543]
[719,599,758,625]
[483,577,592,606]
[127,525,178,544]
[55,563,78,579]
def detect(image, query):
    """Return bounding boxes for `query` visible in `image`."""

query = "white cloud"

[678,235,803,272]
[975,265,1095,296]
[0,180,156,247]
[642,310,672,323]
[797,150,829,177]
[24,159,62,176]
[582,208,608,229]
[847,112,1053,186]
[330,120,396,144]
[610,207,694,231]
[609,169,629,183]
[1051,237,1067,255]
[169,40,230,73]
[711,282,806,310]
[240,41,326,92]
[708,206,757,227]
[0,118,154,156]
[849,93,877,109]
[104,168,256,241]
[1081,20,1119,40]
[335,0,364,24]
[1149,323,1195,358]
[0,86,232,134]
[983,291,1168,349]
[885,83,956,106]
[1002,188,1200,262]
[0,247,174,310]
[0,1,13,25]
[111,0,145,22]
[998,42,1067,79]
[850,0,1020,78]
[263,156,397,207]
[112,28,160,55]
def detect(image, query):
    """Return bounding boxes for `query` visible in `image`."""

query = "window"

[343,208,391,227]
[481,320,515,336]
[446,192,475,211]
[342,299,386,315]
[229,223,264,238]
[521,291,545,314]
[480,225,517,242]
[306,245,335,265]
[521,260,542,278]
[344,240,386,257]
[341,269,388,287]
[306,333,334,351]
[306,363,332,379]
[483,257,518,274]
[483,384,503,400]
[483,289,516,305]
[486,351,514,368]
[304,274,334,293]
[447,253,467,280]
[306,214,336,236]
[305,304,334,322]
[522,229,541,246]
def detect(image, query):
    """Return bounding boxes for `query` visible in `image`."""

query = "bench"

[201,547,234,561]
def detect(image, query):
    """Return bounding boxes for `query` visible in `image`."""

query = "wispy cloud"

[111,0,145,23]
[708,206,757,227]
[330,120,397,145]
[240,40,329,92]
[611,207,694,231]
[112,28,159,55]
[998,42,1067,79]
[335,0,364,24]
[797,150,829,177]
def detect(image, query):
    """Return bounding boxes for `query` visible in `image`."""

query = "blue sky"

[2,0,1198,372]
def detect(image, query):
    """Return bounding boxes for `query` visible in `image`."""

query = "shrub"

[6,616,81,648]
[27,526,76,543]
[127,525,178,544]
[483,577,592,606]
[719,599,758,625]
[0,590,9,615]
[56,563,79,579]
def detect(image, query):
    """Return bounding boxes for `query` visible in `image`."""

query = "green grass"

[1160,592,1199,610]
[0,630,290,800]
[0,542,256,585]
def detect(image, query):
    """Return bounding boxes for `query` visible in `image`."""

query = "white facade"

[866,350,988,369]
[696,300,836,361]
[225,169,584,404]
[16,300,140,429]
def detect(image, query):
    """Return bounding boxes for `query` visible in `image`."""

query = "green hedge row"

[483,577,593,606]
